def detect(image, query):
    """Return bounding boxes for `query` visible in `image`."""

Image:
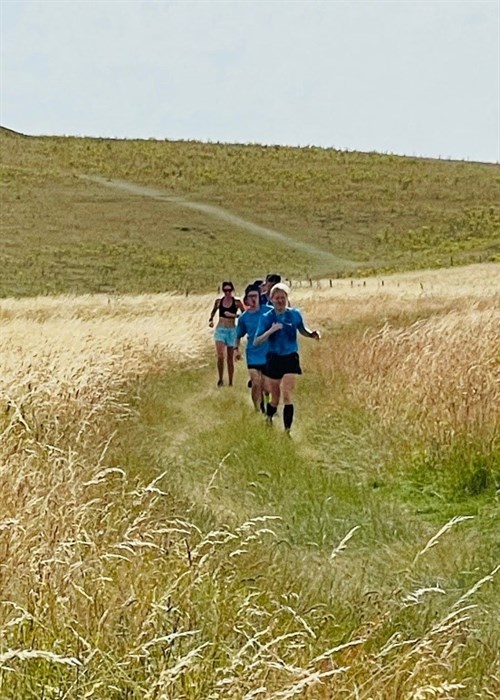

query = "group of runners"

[208,274,320,433]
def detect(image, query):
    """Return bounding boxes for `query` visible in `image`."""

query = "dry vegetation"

[0,265,498,698]
[1,127,499,697]
[299,263,499,491]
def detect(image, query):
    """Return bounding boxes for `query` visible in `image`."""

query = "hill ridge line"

[81,175,356,269]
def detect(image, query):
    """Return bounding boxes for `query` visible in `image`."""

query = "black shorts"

[247,363,267,372]
[264,352,302,380]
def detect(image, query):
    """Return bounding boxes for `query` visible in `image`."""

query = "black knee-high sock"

[266,403,277,419]
[283,404,294,430]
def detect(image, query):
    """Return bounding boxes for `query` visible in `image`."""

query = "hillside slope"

[1,128,498,296]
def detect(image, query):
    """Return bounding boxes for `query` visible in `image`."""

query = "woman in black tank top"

[208,281,245,387]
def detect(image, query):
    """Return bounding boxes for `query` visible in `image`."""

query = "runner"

[259,273,281,305]
[208,281,245,387]
[254,282,320,433]
[235,284,270,412]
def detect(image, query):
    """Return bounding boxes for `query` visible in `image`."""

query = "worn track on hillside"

[82,175,356,271]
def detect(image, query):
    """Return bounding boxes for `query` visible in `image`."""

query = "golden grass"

[0,265,498,697]
[297,263,499,493]
[292,262,500,318]
[349,308,499,442]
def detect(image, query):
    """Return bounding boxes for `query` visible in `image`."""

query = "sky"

[1,0,499,163]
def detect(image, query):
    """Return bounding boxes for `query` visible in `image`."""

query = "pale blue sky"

[1,0,499,162]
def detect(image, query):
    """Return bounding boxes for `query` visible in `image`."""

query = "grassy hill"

[1,127,498,297]
[1,128,499,697]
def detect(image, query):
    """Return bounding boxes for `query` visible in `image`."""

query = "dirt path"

[81,175,356,270]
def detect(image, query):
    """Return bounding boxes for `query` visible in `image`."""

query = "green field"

[1,127,498,297]
[0,128,498,698]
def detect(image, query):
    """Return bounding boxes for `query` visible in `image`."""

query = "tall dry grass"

[0,274,499,697]
[0,292,211,695]
[351,309,498,444]
[300,267,499,492]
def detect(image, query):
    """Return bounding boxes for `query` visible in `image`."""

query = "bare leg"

[281,374,296,404]
[249,369,263,410]
[269,377,281,406]
[215,341,225,385]
[227,346,235,386]
[262,375,270,411]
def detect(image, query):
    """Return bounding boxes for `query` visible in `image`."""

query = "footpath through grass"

[1,278,498,698]
[112,344,499,697]
[2,130,499,297]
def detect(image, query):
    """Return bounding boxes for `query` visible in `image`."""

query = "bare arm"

[208,298,220,326]
[236,298,245,313]
[234,319,246,359]
[254,322,283,346]
[298,321,320,340]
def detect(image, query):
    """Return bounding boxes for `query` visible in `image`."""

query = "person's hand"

[311,330,321,340]
[270,322,283,334]
[208,319,214,328]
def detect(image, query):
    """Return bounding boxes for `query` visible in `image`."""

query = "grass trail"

[115,343,499,583]
[81,175,357,273]
[109,341,499,696]
[108,340,499,695]
[1,279,498,697]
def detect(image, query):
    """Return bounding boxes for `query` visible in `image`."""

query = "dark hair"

[222,281,234,291]
[244,284,260,299]
[266,273,281,284]
[252,279,264,287]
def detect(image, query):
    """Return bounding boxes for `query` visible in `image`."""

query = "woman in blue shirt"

[254,283,320,433]
[235,284,270,411]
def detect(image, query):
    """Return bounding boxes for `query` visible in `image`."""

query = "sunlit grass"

[1,266,498,697]
[1,129,499,298]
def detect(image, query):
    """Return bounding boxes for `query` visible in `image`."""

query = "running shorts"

[214,326,237,346]
[264,352,302,380]
[247,363,267,372]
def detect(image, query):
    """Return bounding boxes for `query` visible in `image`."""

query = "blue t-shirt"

[255,307,305,356]
[237,307,270,365]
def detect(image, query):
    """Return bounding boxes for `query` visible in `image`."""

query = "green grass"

[2,317,498,697]
[1,129,499,297]
[108,345,499,697]
[0,166,319,297]
[1,128,498,696]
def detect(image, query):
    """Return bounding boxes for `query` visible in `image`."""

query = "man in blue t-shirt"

[235,285,271,412]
